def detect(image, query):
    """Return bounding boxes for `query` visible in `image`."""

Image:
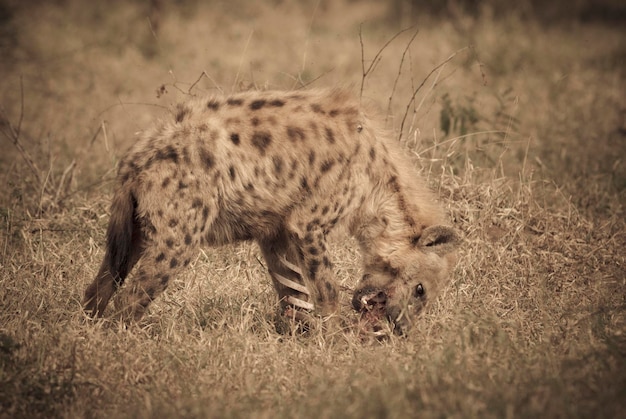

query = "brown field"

[1,1,624,417]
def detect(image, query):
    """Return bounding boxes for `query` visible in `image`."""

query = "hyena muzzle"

[82,88,459,335]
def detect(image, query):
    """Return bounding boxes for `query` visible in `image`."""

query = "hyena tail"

[106,183,138,281]
[83,183,140,317]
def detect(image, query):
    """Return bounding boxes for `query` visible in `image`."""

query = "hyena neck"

[352,176,421,264]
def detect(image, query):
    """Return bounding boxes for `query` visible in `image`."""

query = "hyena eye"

[415,283,425,297]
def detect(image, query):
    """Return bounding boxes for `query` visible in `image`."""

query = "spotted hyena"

[83,88,459,335]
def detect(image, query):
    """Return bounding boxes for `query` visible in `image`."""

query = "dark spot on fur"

[251,131,272,154]
[308,150,316,166]
[202,206,209,222]
[227,98,244,106]
[145,286,157,299]
[320,159,335,173]
[329,109,340,117]
[175,104,191,123]
[270,99,285,107]
[170,258,178,269]
[229,166,236,180]
[192,198,203,208]
[321,206,330,216]
[309,246,319,256]
[184,259,191,266]
[161,177,171,188]
[308,259,320,280]
[388,176,401,193]
[287,126,306,142]
[178,180,188,190]
[272,156,283,175]
[185,234,192,245]
[325,281,336,295]
[288,160,298,179]
[160,275,170,285]
[245,182,254,191]
[324,127,335,144]
[381,260,400,277]
[166,239,174,248]
[230,133,240,145]
[207,100,220,111]
[311,103,324,114]
[323,256,332,268]
[200,148,215,169]
[156,253,166,262]
[306,219,320,232]
[369,147,376,161]
[251,117,260,126]
[300,177,310,192]
[156,145,179,163]
[169,218,178,228]
[182,147,191,164]
[250,99,266,110]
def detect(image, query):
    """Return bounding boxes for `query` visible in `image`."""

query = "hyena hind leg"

[115,241,195,323]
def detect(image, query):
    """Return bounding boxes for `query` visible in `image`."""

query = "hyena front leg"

[287,223,340,318]
[116,237,196,323]
[258,229,314,323]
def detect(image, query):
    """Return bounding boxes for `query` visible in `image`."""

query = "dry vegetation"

[1,0,625,418]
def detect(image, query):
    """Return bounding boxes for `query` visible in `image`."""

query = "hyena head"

[352,225,459,335]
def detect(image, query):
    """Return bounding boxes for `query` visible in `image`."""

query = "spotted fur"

[83,89,458,333]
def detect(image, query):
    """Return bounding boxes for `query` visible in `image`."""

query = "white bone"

[273,272,311,295]
[278,254,303,276]
[286,295,315,311]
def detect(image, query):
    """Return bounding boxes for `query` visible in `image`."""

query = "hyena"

[83,88,459,335]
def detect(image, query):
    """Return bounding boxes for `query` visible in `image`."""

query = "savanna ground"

[0,0,624,417]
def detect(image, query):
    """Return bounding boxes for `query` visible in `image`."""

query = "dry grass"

[1,1,624,418]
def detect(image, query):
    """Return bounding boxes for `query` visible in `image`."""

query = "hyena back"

[83,89,458,334]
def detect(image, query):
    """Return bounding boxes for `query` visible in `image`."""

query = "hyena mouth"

[353,289,391,337]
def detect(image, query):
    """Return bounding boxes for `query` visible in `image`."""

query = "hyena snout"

[352,287,393,335]
[352,288,388,312]
[352,287,419,335]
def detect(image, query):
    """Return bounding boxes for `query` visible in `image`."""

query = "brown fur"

[83,89,458,333]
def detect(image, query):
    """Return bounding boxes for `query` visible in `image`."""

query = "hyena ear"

[417,225,459,255]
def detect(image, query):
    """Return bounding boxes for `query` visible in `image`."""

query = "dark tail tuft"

[106,184,137,284]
